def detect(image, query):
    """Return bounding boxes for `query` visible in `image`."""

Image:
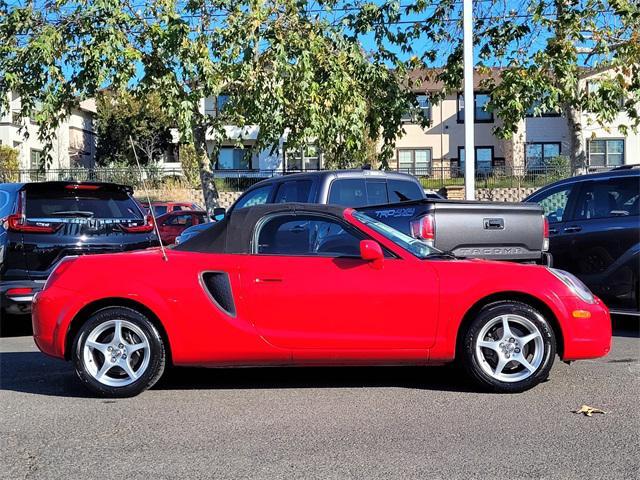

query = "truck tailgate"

[431,201,544,261]
[357,200,545,262]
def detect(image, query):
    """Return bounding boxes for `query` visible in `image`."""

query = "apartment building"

[391,68,639,176]
[0,92,97,170]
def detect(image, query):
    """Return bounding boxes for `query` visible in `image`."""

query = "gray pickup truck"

[358,199,548,263]
[179,169,548,263]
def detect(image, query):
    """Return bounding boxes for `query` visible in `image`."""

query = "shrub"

[0,145,20,182]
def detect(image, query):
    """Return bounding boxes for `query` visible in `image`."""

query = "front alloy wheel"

[73,307,165,397]
[462,301,556,393]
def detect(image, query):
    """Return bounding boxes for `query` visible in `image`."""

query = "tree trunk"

[562,103,587,174]
[192,122,220,214]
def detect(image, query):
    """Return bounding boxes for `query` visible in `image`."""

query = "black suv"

[0,181,158,315]
[525,166,639,316]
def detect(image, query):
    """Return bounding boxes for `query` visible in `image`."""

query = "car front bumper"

[560,296,612,361]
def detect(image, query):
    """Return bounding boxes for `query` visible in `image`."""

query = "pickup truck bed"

[357,199,547,263]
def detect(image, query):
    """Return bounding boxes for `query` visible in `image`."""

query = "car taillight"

[120,214,155,233]
[65,184,101,191]
[6,213,61,233]
[6,287,33,297]
[410,214,435,242]
[542,216,549,251]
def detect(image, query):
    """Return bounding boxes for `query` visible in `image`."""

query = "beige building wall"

[0,93,97,170]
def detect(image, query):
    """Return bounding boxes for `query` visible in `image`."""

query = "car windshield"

[352,211,440,259]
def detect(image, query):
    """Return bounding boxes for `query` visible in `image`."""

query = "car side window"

[235,185,273,209]
[274,180,313,203]
[328,179,367,207]
[256,214,363,257]
[153,205,168,216]
[167,214,193,226]
[532,185,573,223]
[575,177,640,220]
[387,179,424,202]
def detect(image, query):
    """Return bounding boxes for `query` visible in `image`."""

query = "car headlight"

[549,268,595,304]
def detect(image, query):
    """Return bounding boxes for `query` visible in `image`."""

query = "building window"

[588,139,624,167]
[216,147,251,170]
[204,95,230,116]
[457,93,493,123]
[30,149,43,170]
[526,143,561,170]
[286,144,321,171]
[401,95,432,123]
[11,111,20,125]
[458,146,494,175]
[396,148,432,175]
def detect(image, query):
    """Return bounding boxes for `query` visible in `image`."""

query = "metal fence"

[0,167,185,188]
[0,164,618,193]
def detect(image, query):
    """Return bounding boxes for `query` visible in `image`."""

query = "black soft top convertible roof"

[174,203,349,254]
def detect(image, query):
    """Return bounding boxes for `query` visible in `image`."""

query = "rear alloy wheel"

[73,307,165,397]
[462,301,556,393]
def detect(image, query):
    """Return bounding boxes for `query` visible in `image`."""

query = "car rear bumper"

[31,286,77,359]
[0,280,45,314]
[561,297,612,361]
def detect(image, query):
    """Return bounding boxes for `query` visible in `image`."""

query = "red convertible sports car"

[32,203,611,397]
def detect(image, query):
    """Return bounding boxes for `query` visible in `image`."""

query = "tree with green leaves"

[0,0,417,212]
[95,90,174,166]
[0,145,20,182]
[348,0,640,172]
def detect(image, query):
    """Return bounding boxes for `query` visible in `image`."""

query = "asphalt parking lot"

[1,316,638,480]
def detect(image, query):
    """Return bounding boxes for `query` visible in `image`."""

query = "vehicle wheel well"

[64,298,172,365]
[455,292,564,359]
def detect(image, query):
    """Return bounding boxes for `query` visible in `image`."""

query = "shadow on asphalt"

[0,314,636,399]
[0,349,479,398]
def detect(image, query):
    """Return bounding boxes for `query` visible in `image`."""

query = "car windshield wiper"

[424,250,459,260]
[50,210,95,218]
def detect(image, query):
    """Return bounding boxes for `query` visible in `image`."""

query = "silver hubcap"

[83,319,150,387]
[475,314,545,383]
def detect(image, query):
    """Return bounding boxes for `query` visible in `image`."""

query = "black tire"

[460,300,556,393]
[72,307,166,397]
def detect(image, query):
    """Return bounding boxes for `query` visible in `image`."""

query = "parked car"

[178,170,548,263]
[145,201,203,217]
[156,210,208,245]
[0,181,157,315]
[525,165,639,317]
[32,202,611,397]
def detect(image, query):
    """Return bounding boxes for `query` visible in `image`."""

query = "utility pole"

[463,0,475,200]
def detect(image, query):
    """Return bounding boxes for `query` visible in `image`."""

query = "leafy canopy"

[0,0,421,169]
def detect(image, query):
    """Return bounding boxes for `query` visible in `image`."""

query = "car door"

[159,213,192,244]
[558,176,640,309]
[527,182,579,271]
[240,212,438,355]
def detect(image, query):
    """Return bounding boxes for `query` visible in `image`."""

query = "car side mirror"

[212,207,226,221]
[360,240,384,268]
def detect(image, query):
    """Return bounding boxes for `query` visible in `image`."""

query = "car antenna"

[129,135,168,262]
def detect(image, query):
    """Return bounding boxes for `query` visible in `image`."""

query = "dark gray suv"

[176,170,429,244]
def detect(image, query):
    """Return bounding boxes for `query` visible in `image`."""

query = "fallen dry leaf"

[573,405,607,417]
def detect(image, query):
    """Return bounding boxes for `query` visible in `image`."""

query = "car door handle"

[548,227,558,234]
[255,277,283,283]
[563,225,582,233]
